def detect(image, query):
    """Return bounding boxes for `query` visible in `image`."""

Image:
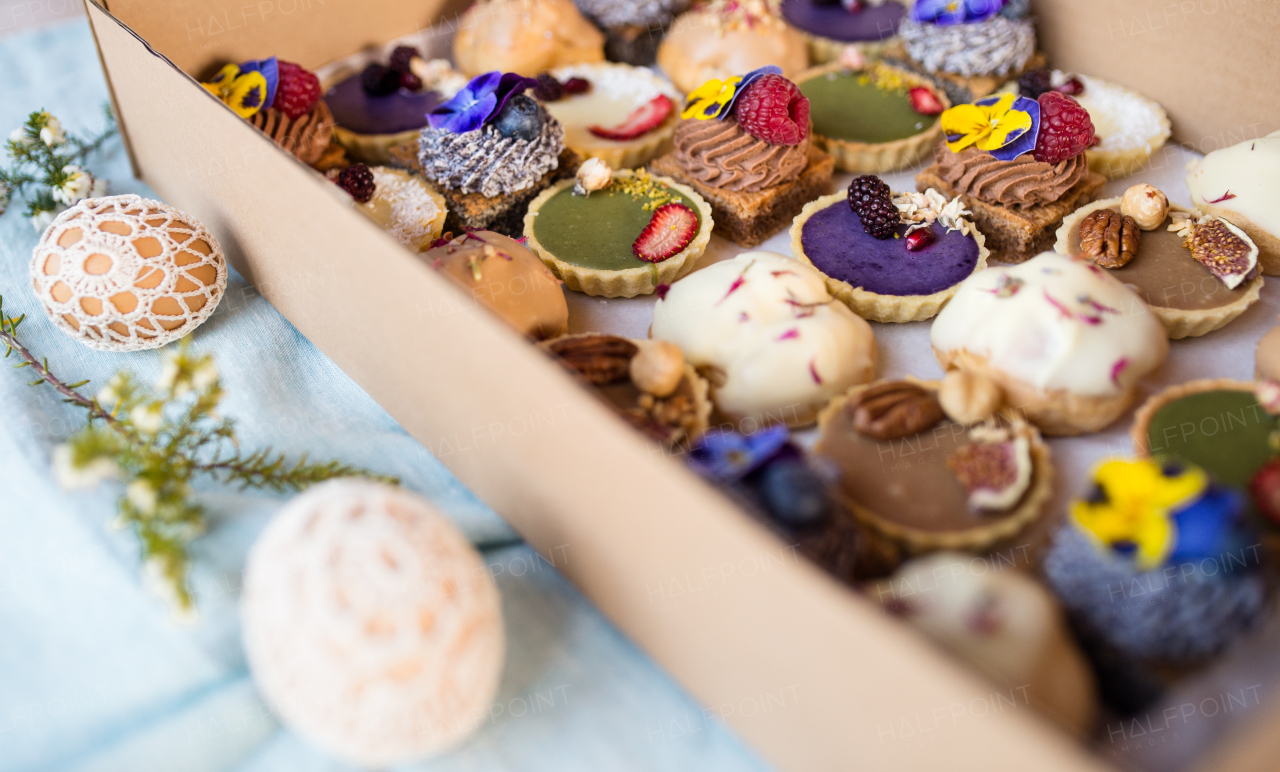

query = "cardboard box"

[85,1,1280,769]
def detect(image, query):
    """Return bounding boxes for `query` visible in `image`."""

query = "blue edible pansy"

[910,0,1006,25]
[427,71,535,133]
[687,425,790,482]
[681,65,782,122]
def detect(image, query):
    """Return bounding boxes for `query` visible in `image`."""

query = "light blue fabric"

[0,20,773,772]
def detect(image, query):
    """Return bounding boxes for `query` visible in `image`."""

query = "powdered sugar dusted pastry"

[454,0,605,77]
[349,166,447,251]
[1187,130,1280,276]
[650,251,877,428]
[931,252,1168,435]
[874,553,1097,736]
[241,480,504,766]
[656,1,809,95]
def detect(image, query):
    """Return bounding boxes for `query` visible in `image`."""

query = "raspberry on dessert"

[273,60,322,119]
[858,197,898,240]
[388,45,419,74]
[563,77,591,95]
[633,202,698,263]
[533,73,564,102]
[588,95,674,141]
[1032,91,1095,165]
[337,163,376,203]
[733,74,810,146]
[360,64,400,96]
[908,86,944,116]
[1017,69,1053,99]
[846,175,891,215]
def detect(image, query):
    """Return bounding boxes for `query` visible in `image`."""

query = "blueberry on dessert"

[318,45,467,164]
[648,67,835,246]
[916,91,1106,263]
[791,175,988,322]
[416,72,579,238]
[202,57,339,169]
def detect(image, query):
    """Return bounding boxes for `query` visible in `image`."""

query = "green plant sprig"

[1,295,398,617]
[1,106,117,222]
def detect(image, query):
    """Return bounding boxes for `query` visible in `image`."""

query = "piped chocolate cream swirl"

[935,145,1089,209]
[673,118,808,193]
[250,100,335,166]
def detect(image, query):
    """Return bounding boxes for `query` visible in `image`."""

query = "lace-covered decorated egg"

[241,480,505,766]
[29,195,227,352]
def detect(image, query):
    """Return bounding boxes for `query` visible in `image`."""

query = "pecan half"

[1079,208,1141,269]
[846,381,944,440]
[546,335,638,385]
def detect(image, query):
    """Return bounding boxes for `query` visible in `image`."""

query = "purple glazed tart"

[319,47,468,164]
[781,0,909,63]
[790,178,988,322]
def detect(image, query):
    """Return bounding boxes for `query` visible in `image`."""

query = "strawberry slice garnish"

[633,203,697,263]
[589,95,674,141]
[908,86,944,116]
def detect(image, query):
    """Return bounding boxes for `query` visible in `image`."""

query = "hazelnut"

[574,157,613,197]
[1121,184,1169,231]
[630,340,685,397]
[938,370,1004,425]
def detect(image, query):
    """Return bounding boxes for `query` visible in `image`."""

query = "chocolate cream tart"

[791,188,988,323]
[815,379,1052,553]
[1057,198,1263,339]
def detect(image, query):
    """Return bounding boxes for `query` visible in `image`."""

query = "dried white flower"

[892,188,974,237]
[574,157,613,196]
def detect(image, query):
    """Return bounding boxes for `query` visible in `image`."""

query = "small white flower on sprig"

[52,443,120,489]
[30,208,58,233]
[53,165,100,206]
[3,107,116,229]
[39,114,66,147]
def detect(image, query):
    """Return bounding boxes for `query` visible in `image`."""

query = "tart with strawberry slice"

[534,63,682,169]
[523,163,713,297]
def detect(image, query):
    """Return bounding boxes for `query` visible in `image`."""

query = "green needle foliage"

[1,107,116,226]
[1,295,398,617]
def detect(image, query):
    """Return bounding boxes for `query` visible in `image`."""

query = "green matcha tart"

[523,169,713,298]
[796,62,948,173]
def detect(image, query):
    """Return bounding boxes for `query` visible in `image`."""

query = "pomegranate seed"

[905,229,934,252]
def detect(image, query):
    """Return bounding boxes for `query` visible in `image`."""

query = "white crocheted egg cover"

[29,195,227,352]
[241,480,505,767]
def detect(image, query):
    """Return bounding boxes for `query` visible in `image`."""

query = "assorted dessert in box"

[161,0,1280,757]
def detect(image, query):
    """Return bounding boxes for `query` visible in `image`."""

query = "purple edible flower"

[688,425,790,482]
[983,94,1040,162]
[427,71,535,133]
[911,0,1005,25]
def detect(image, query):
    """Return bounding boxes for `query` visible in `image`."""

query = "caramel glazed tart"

[1055,198,1264,340]
[537,333,713,445]
[795,61,949,174]
[790,191,990,323]
[1128,378,1260,456]
[799,0,912,65]
[816,377,1053,553]
[523,170,714,298]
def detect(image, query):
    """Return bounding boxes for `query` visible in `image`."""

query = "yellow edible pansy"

[1071,458,1207,571]
[940,93,1033,154]
[682,77,741,121]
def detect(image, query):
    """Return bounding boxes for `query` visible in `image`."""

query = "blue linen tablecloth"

[0,20,773,772]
